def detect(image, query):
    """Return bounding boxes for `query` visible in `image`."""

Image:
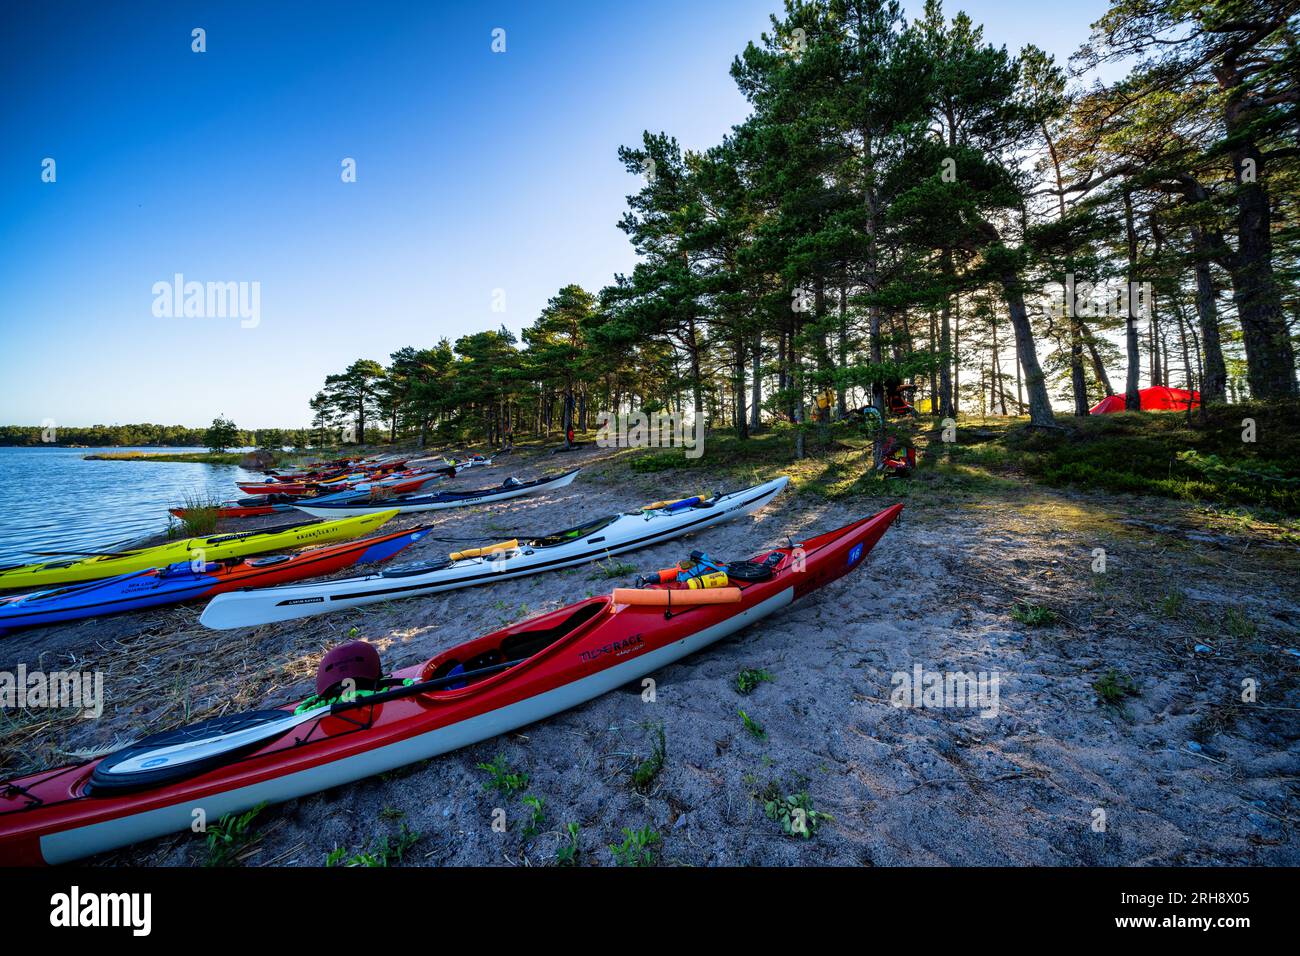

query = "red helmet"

[316,640,382,696]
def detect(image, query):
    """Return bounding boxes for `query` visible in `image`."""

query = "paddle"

[328,659,518,715]
[95,659,524,783]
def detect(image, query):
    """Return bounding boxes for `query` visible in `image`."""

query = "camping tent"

[1089,386,1201,414]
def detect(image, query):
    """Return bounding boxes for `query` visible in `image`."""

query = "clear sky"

[1,0,1110,429]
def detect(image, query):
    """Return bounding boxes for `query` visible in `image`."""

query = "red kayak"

[0,505,901,865]
[235,467,450,498]
[268,458,411,483]
[0,526,432,633]
[170,495,298,520]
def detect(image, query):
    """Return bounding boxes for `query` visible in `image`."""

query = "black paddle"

[328,659,520,715]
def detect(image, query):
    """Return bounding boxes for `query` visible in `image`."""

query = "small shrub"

[477,753,529,795]
[736,668,774,695]
[556,822,581,866]
[591,559,637,580]
[609,826,660,867]
[765,791,831,839]
[521,795,545,839]
[1093,669,1140,705]
[739,709,767,740]
[1010,602,1058,627]
[631,723,667,794]
[629,452,705,473]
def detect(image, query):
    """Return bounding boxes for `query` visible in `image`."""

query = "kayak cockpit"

[525,515,619,548]
[421,599,608,689]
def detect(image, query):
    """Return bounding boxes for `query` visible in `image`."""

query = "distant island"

[0,424,309,448]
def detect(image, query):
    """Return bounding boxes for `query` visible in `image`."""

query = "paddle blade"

[87,709,310,794]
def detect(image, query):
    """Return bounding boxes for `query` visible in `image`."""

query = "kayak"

[443,455,493,469]
[265,458,411,483]
[291,468,581,516]
[200,476,789,629]
[0,526,430,633]
[170,495,300,521]
[0,503,901,864]
[234,468,448,497]
[239,471,368,494]
[0,511,400,591]
[186,480,424,521]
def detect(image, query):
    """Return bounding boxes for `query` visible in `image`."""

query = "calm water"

[0,447,260,566]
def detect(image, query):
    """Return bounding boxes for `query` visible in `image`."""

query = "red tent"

[1089,386,1200,414]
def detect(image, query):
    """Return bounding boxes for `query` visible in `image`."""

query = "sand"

[2,442,1297,866]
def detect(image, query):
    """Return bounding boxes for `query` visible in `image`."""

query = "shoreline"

[83,451,249,464]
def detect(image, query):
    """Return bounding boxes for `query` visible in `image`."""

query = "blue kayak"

[0,526,430,633]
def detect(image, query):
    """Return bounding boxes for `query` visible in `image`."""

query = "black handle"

[328,659,519,715]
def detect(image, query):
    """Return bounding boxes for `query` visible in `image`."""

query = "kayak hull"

[201,476,789,629]
[235,469,446,498]
[0,527,429,633]
[292,469,580,516]
[33,589,792,866]
[0,504,901,865]
[0,511,400,591]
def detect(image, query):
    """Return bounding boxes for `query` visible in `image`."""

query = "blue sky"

[1,0,1110,428]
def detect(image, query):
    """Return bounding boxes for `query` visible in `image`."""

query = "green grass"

[1157,590,1187,618]
[477,753,529,795]
[941,401,1300,514]
[170,491,222,537]
[325,824,421,867]
[1222,607,1258,639]
[609,826,660,867]
[631,723,667,794]
[202,803,267,867]
[736,668,775,695]
[84,451,249,464]
[1093,669,1140,705]
[1010,602,1059,627]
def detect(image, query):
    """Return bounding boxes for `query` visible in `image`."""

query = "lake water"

[0,447,260,567]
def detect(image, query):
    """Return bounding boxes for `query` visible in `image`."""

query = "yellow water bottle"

[687,571,729,590]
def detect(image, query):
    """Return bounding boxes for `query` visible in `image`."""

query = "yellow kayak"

[0,510,400,591]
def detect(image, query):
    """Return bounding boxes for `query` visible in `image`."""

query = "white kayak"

[291,468,580,516]
[200,476,789,629]
[444,455,493,469]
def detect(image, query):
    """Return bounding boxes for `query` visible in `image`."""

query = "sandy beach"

[4,441,1296,866]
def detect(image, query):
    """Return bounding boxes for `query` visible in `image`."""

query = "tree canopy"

[309,0,1299,448]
